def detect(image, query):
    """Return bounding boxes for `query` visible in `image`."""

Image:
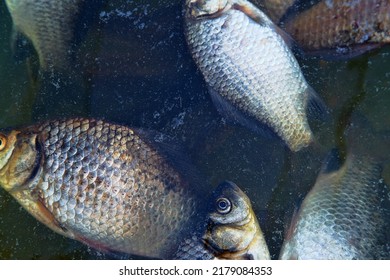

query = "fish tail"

[306,85,330,121]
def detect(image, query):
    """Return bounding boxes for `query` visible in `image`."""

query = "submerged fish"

[283,0,390,58]
[174,181,270,260]
[279,122,390,259]
[0,118,206,259]
[5,0,89,70]
[184,0,324,152]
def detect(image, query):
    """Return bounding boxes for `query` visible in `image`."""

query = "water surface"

[0,0,389,259]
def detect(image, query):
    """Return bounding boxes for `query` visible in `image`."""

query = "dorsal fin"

[133,128,212,200]
[319,148,343,175]
[207,86,282,142]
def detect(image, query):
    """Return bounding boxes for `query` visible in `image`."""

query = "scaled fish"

[184,0,325,152]
[5,0,90,70]
[279,121,390,259]
[283,0,390,58]
[174,181,270,259]
[0,118,206,259]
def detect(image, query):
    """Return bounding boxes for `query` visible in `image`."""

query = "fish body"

[0,118,205,259]
[184,0,321,152]
[283,0,390,58]
[5,0,86,70]
[174,181,270,260]
[280,146,390,259]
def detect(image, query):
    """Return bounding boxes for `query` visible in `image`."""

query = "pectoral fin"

[12,191,71,238]
[36,197,69,233]
[208,86,280,141]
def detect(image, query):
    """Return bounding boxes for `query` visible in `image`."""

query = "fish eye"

[216,197,231,214]
[0,134,6,151]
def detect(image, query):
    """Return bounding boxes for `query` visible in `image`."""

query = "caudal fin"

[306,85,330,121]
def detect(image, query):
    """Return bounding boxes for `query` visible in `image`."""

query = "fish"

[0,118,207,259]
[5,0,92,70]
[184,0,325,152]
[279,119,390,259]
[282,0,390,59]
[173,181,270,259]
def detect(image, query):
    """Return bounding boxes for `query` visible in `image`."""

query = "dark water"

[0,0,389,259]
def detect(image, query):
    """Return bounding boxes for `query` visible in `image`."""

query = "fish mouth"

[186,0,232,20]
[0,131,43,193]
[202,226,257,260]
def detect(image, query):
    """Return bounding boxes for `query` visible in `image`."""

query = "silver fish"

[280,123,390,259]
[0,118,206,259]
[174,181,270,259]
[5,0,86,70]
[184,0,324,152]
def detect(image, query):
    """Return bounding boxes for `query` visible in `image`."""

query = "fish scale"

[0,118,204,259]
[184,0,319,152]
[280,155,390,259]
[283,0,390,58]
[5,0,83,70]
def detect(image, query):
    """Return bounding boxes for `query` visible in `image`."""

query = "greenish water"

[0,0,389,259]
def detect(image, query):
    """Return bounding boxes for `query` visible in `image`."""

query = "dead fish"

[184,0,325,152]
[0,118,207,259]
[253,0,296,23]
[5,0,92,70]
[282,0,390,59]
[279,120,390,259]
[174,181,270,259]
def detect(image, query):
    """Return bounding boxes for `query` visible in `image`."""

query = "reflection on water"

[0,0,389,259]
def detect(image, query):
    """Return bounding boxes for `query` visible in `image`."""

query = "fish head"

[209,180,250,225]
[185,0,232,19]
[0,126,70,238]
[204,181,263,259]
[0,128,41,193]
